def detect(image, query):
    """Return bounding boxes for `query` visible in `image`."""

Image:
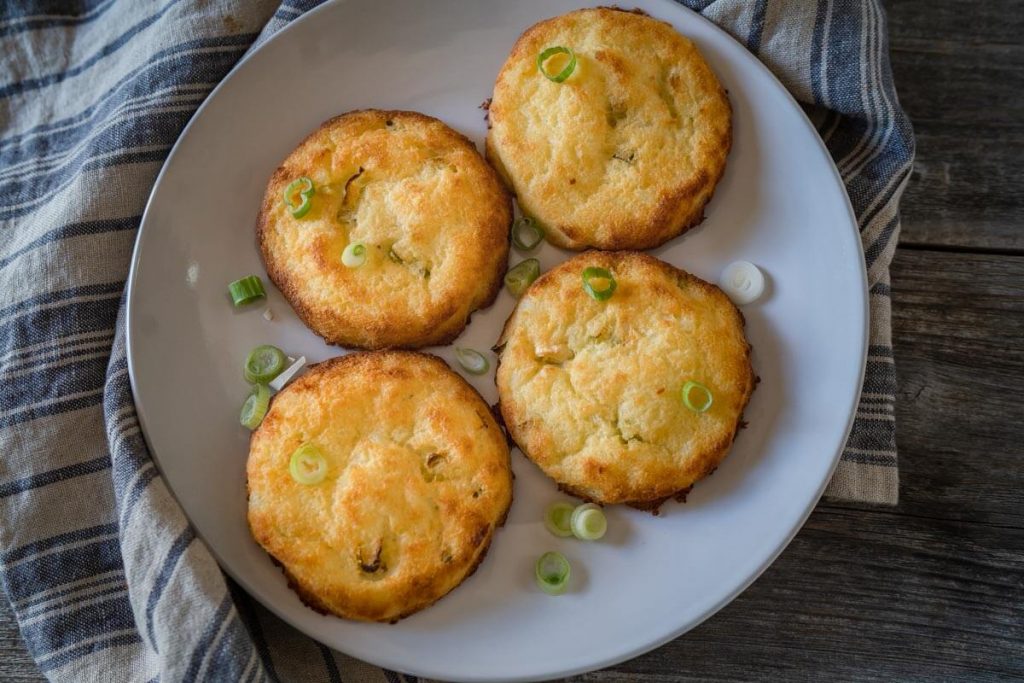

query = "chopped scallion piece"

[454,347,489,375]
[582,266,616,301]
[681,380,713,413]
[535,551,571,595]
[719,260,765,304]
[244,345,287,384]
[228,275,265,306]
[269,355,306,392]
[512,216,544,251]
[570,503,607,541]
[544,502,575,538]
[505,258,540,298]
[283,176,315,218]
[289,443,327,485]
[342,242,367,268]
[537,46,577,83]
[240,384,271,430]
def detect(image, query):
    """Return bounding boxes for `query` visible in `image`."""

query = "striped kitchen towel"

[0,0,913,681]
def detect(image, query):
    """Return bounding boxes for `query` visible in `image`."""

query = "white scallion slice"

[719,260,765,304]
[454,347,489,375]
[570,503,607,540]
[289,443,328,485]
[535,551,571,595]
[269,356,306,392]
[544,502,575,537]
[342,242,367,268]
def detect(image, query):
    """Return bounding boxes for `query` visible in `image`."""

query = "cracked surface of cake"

[259,109,511,349]
[247,351,513,622]
[486,7,731,250]
[496,251,754,509]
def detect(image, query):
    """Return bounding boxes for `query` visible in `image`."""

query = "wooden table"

[3,2,1022,680]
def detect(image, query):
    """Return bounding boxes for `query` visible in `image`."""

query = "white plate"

[126,1,867,680]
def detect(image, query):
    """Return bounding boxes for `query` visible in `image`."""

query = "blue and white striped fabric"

[0,0,913,680]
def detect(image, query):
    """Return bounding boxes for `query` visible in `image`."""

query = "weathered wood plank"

[887,249,1024,527]
[886,0,1024,47]
[900,125,1024,252]
[887,0,1024,250]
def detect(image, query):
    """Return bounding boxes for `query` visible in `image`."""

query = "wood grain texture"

[887,249,1024,528]
[889,0,1024,250]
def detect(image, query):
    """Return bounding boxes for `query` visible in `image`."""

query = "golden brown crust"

[486,8,731,250]
[495,252,755,507]
[247,351,513,622]
[258,110,512,349]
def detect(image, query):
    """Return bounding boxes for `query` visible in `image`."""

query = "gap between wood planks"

[897,242,1024,257]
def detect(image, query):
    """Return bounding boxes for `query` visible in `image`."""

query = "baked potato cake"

[495,251,754,509]
[258,110,511,349]
[485,8,731,250]
[247,351,513,622]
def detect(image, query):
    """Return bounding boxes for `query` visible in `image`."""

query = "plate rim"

[125,1,869,679]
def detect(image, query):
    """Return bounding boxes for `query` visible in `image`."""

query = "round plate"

[127,1,867,680]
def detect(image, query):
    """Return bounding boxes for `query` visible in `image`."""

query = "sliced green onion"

[228,275,265,306]
[535,551,571,595]
[505,258,540,298]
[244,345,287,384]
[681,380,714,413]
[537,46,577,83]
[454,347,489,375]
[290,194,312,218]
[582,267,616,301]
[570,503,607,541]
[342,242,367,268]
[289,443,328,485]
[240,384,271,430]
[544,502,574,538]
[283,176,315,218]
[512,216,544,251]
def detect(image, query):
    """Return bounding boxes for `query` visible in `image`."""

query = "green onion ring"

[342,242,367,268]
[290,193,313,219]
[537,46,577,83]
[244,345,287,384]
[582,266,616,301]
[283,176,315,218]
[681,380,714,413]
[289,443,328,485]
[512,216,545,251]
[228,275,266,307]
[570,503,607,541]
[535,551,571,595]
[505,258,541,298]
[240,384,271,430]
[454,347,489,375]
[544,502,575,538]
